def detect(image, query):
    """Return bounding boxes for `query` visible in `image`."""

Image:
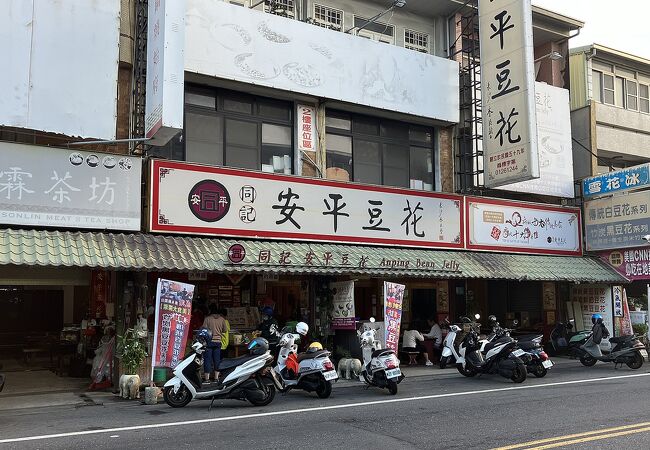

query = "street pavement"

[1,362,650,449]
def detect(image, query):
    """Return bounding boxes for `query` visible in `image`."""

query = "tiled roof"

[0,228,627,283]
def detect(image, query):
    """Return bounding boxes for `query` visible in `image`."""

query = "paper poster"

[542,282,556,311]
[331,281,355,330]
[619,289,634,336]
[383,282,405,352]
[151,279,195,370]
[226,307,261,330]
[436,281,449,313]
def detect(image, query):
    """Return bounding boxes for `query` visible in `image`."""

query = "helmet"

[247,337,269,355]
[307,342,323,353]
[488,315,498,327]
[261,306,274,317]
[591,313,603,324]
[295,322,309,336]
[196,328,212,345]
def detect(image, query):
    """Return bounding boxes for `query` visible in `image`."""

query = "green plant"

[633,323,649,337]
[118,328,148,374]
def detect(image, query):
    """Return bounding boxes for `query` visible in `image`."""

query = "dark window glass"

[410,146,433,190]
[185,90,216,108]
[382,143,409,187]
[381,121,408,140]
[261,124,292,173]
[325,133,352,181]
[225,119,258,169]
[223,96,254,115]
[354,117,379,135]
[259,99,291,121]
[185,112,223,165]
[354,140,381,184]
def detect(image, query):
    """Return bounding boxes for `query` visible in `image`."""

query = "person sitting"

[402,324,433,366]
[423,318,443,363]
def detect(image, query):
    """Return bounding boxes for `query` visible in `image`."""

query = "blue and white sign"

[583,164,650,200]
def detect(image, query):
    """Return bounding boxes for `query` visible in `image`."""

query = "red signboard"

[601,248,650,280]
[383,282,405,352]
[151,279,195,369]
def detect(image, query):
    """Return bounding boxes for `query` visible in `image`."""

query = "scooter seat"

[609,336,633,344]
[217,355,258,370]
[372,348,394,358]
[297,350,329,362]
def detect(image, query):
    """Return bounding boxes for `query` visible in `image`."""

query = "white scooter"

[163,335,281,408]
[357,317,403,395]
[274,322,338,398]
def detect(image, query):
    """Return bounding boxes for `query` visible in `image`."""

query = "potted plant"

[117,328,148,399]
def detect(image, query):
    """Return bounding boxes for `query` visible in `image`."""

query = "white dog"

[119,374,141,399]
[337,358,363,380]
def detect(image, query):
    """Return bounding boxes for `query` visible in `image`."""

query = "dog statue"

[119,374,141,399]
[337,358,363,380]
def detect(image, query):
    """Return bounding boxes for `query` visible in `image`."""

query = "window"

[325,111,435,190]
[313,4,343,31]
[615,76,625,107]
[627,80,638,110]
[640,84,650,113]
[404,29,429,53]
[183,86,293,173]
[592,70,603,103]
[264,0,294,18]
[354,16,395,44]
[603,74,615,105]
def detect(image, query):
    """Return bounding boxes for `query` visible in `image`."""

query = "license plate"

[542,360,554,369]
[512,349,525,357]
[641,350,648,359]
[323,370,338,381]
[385,368,401,379]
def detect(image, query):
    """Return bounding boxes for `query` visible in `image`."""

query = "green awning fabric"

[0,228,627,283]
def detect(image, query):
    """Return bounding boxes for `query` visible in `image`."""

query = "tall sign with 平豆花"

[479,0,539,187]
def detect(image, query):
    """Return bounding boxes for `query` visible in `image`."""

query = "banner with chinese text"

[331,281,355,330]
[383,282,405,352]
[601,248,650,280]
[151,279,195,370]
[150,160,464,249]
[466,197,581,255]
[571,284,613,336]
[479,0,539,187]
[0,142,141,230]
[584,190,650,251]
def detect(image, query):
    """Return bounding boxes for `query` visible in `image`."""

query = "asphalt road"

[2,363,650,450]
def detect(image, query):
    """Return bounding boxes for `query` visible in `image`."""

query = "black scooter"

[487,323,553,378]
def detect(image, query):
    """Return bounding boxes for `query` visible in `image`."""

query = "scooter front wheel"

[626,351,644,370]
[163,385,192,408]
[580,354,597,367]
[457,364,477,377]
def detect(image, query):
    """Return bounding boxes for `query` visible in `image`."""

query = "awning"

[0,228,627,283]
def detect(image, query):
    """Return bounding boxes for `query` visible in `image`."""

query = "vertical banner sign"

[571,284,614,335]
[297,104,316,153]
[151,279,195,371]
[90,270,110,319]
[619,289,634,336]
[331,281,356,330]
[383,282,405,352]
[479,0,539,187]
[613,285,624,317]
[145,0,185,145]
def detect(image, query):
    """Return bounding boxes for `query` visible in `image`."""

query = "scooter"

[163,336,281,408]
[483,319,552,378]
[576,332,646,369]
[274,324,338,398]
[441,315,527,383]
[357,318,404,395]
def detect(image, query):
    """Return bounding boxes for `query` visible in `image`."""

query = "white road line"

[1,372,649,444]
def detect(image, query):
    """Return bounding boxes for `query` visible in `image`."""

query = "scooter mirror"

[474,314,481,320]
[513,320,519,326]
[370,317,376,323]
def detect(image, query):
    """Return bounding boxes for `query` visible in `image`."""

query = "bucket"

[152,367,168,384]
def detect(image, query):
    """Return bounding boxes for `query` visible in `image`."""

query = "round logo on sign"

[228,244,246,264]
[188,180,231,222]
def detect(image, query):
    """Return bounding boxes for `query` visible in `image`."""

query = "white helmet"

[295,322,309,336]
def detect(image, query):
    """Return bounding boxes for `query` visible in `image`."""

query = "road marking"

[493,421,650,449]
[1,372,649,444]
[530,426,650,449]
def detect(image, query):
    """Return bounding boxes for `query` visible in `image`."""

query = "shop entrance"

[411,288,436,327]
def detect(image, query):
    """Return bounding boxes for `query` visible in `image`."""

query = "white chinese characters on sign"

[150,161,464,249]
[0,142,141,231]
[479,0,539,187]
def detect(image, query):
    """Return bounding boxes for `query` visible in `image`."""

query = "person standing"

[220,308,231,353]
[202,304,226,383]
